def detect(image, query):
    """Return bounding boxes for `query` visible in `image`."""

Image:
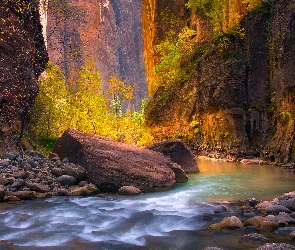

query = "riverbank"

[0,151,100,202]
[196,149,295,173]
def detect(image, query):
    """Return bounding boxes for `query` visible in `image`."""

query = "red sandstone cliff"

[144,0,295,163]
[47,0,148,109]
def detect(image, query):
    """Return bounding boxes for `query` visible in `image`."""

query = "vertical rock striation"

[143,0,295,163]
[142,0,188,94]
[0,0,48,153]
[47,0,147,109]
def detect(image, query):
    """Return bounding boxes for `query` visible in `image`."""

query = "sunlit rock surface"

[47,0,148,109]
[53,128,188,192]
[144,0,295,163]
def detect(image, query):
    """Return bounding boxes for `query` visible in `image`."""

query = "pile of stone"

[0,151,99,201]
[206,191,295,249]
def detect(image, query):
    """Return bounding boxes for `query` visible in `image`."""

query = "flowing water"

[0,159,294,250]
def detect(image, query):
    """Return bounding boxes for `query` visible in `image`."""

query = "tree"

[107,77,134,116]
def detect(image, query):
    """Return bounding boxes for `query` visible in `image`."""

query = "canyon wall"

[0,0,48,153]
[47,0,147,109]
[144,0,295,163]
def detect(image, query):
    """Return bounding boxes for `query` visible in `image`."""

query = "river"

[0,159,294,250]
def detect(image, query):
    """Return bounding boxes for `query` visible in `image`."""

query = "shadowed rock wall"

[0,0,48,153]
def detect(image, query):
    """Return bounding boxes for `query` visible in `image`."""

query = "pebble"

[0,151,99,202]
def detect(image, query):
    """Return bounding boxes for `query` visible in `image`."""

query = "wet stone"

[239,233,269,244]
[274,227,295,235]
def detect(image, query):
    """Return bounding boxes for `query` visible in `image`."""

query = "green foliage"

[31,62,153,150]
[152,26,197,95]
[37,136,57,154]
[186,0,262,33]
[280,111,294,126]
[212,26,245,51]
[107,76,134,117]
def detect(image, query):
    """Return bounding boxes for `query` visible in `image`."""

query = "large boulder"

[147,139,199,173]
[53,129,188,192]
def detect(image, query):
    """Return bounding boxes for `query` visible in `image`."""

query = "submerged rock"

[256,243,295,250]
[203,248,224,250]
[209,216,243,230]
[53,129,188,193]
[282,198,295,211]
[274,227,295,235]
[266,205,291,214]
[239,233,269,244]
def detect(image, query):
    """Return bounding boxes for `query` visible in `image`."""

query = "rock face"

[47,0,148,109]
[147,139,199,173]
[0,0,48,154]
[143,0,295,163]
[53,128,188,192]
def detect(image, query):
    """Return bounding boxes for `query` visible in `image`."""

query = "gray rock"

[26,182,50,193]
[282,198,295,211]
[79,181,87,187]
[64,164,86,181]
[256,243,295,250]
[0,177,9,186]
[11,179,25,188]
[276,212,295,224]
[266,205,291,214]
[290,231,295,240]
[7,177,15,184]
[2,152,17,160]
[214,206,228,213]
[56,175,76,186]
[51,168,65,177]
[202,248,224,250]
[240,233,269,243]
[274,227,295,235]
[118,186,142,195]
[23,163,32,171]
[0,160,9,167]
[62,158,69,163]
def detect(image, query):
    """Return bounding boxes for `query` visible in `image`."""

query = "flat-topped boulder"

[147,139,199,173]
[53,129,188,192]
